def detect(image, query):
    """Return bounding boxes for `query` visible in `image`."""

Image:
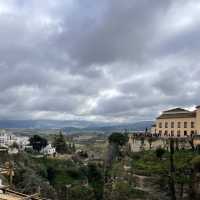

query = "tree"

[69,185,95,200]
[87,163,104,200]
[110,181,133,200]
[169,139,176,200]
[147,137,153,150]
[106,133,128,166]
[53,131,68,154]
[29,135,47,152]
[108,132,128,146]
[14,166,57,199]
[155,147,165,160]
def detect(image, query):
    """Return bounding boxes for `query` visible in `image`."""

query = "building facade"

[16,136,30,150]
[151,106,200,138]
[40,144,56,156]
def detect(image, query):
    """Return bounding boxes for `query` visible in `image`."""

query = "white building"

[16,136,30,150]
[40,144,56,156]
[0,130,16,147]
[0,129,30,149]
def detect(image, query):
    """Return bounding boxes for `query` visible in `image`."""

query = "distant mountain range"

[63,121,153,133]
[0,120,93,129]
[0,120,153,133]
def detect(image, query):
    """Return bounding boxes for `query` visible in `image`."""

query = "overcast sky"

[0,0,200,122]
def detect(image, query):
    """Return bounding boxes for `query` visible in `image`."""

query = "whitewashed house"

[40,144,56,156]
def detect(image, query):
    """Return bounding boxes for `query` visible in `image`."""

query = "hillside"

[63,121,153,133]
[0,120,153,133]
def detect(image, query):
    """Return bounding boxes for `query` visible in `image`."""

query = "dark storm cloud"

[0,0,200,122]
[57,0,172,66]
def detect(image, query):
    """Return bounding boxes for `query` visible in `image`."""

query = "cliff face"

[132,173,200,200]
[131,174,167,199]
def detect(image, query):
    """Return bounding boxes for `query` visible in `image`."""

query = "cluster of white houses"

[0,129,55,155]
[151,105,200,138]
[0,129,29,149]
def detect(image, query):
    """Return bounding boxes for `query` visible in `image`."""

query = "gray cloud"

[0,0,199,122]
[57,0,172,66]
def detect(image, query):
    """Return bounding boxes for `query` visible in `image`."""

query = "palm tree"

[2,161,14,186]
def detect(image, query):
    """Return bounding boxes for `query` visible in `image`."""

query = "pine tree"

[53,131,68,154]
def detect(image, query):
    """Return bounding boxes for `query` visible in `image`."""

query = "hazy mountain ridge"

[0,120,94,129]
[0,120,153,132]
[82,121,153,132]
[62,121,153,133]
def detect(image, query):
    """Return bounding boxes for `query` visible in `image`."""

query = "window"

[171,122,174,128]
[191,121,195,129]
[164,130,168,136]
[159,122,162,128]
[184,131,187,136]
[191,131,195,136]
[159,130,162,135]
[165,122,168,128]
[184,122,187,128]
[177,122,181,128]
[171,130,174,137]
[177,130,181,137]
